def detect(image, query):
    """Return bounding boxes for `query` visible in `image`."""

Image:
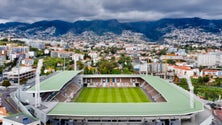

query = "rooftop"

[3,66,35,75]
[3,113,39,124]
[28,70,81,93]
[173,66,191,70]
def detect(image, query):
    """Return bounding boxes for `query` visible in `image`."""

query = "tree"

[179,78,187,85]
[97,58,119,74]
[118,55,134,74]
[84,53,91,60]
[173,75,179,83]
[166,59,176,65]
[84,67,94,74]
[77,61,84,70]
[110,47,117,54]
[111,69,121,74]
[2,80,11,88]
[202,76,210,83]
[214,78,222,87]
[20,78,28,85]
[197,77,204,84]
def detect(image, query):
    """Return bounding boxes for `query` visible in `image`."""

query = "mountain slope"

[1,18,222,41]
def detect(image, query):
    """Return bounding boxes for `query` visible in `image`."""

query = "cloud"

[0,0,222,23]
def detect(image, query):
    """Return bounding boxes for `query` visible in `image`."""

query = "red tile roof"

[173,66,191,70]
[202,69,218,72]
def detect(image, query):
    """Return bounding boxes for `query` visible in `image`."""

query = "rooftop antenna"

[186,75,194,109]
[35,59,43,108]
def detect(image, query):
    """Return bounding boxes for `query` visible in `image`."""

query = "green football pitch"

[74,87,151,103]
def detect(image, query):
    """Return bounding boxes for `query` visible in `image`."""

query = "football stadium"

[13,71,213,125]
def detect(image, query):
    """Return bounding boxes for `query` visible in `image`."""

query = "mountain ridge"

[1,18,222,41]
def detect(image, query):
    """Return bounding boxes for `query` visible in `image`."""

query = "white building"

[10,46,29,54]
[171,66,199,78]
[28,51,36,57]
[44,49,50,55]
[2,113,40,125]
[88,52,98,59]
[21,58,34,66]
[0,55,6,66]
[197,52,222,66]
[29,41,45,50]
[8,46,30,61]
[160,55,183,60]
[200,69,222,77]
[50,51,74,58]
[72,54,84,61]
[134,62,167,74]
[0,46,8,51]
[3,66,35,84]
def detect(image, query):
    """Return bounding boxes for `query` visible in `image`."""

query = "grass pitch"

[74,87,151,103]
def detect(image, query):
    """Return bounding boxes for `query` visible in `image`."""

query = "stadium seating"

[55,93,66,102]
[41,92,51,101]
[142,82,166,102]
[52,83,80,102]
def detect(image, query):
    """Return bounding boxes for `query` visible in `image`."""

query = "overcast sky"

[0,0,222,23]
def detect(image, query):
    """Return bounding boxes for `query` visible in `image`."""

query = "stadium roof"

[28,71,81,93]
[48,75,204,116]
[82,74,140,78]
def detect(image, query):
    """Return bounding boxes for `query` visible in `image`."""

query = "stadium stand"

[49,82,81,102]
[142,82,166,102]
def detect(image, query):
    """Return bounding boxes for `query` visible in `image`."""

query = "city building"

[3,66,35,84]
[197,52,222,67]
[200,69,222,78]
[136,63,168,74]
[21,58,34,67]
[160,54,183,60]
[0,55,6,66]
[7,46,30,61]
[50,50,73,58]
[72,54,84,61]
[169,66,199,78]
[2,113,40,125]
[9,46,29,54]
[28,51,36,57]
[29,41,45,50]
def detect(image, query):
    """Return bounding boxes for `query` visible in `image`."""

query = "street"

[0,87,20,114]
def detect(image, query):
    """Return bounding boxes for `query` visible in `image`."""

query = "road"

[201,99,222,125]
[0,88,20,114]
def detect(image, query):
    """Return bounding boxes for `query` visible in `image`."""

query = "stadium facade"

[12,71,213,125]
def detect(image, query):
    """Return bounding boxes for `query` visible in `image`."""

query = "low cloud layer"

[0,0,222,23]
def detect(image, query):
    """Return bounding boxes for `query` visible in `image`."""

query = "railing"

[10,91,32,116]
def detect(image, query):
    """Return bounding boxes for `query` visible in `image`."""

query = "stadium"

[14,71,212,125]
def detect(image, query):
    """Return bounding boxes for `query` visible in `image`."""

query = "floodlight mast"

[186,75,194,109]
[35,59,43,108]
[74,56,77,71]
[16,56,23,101]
